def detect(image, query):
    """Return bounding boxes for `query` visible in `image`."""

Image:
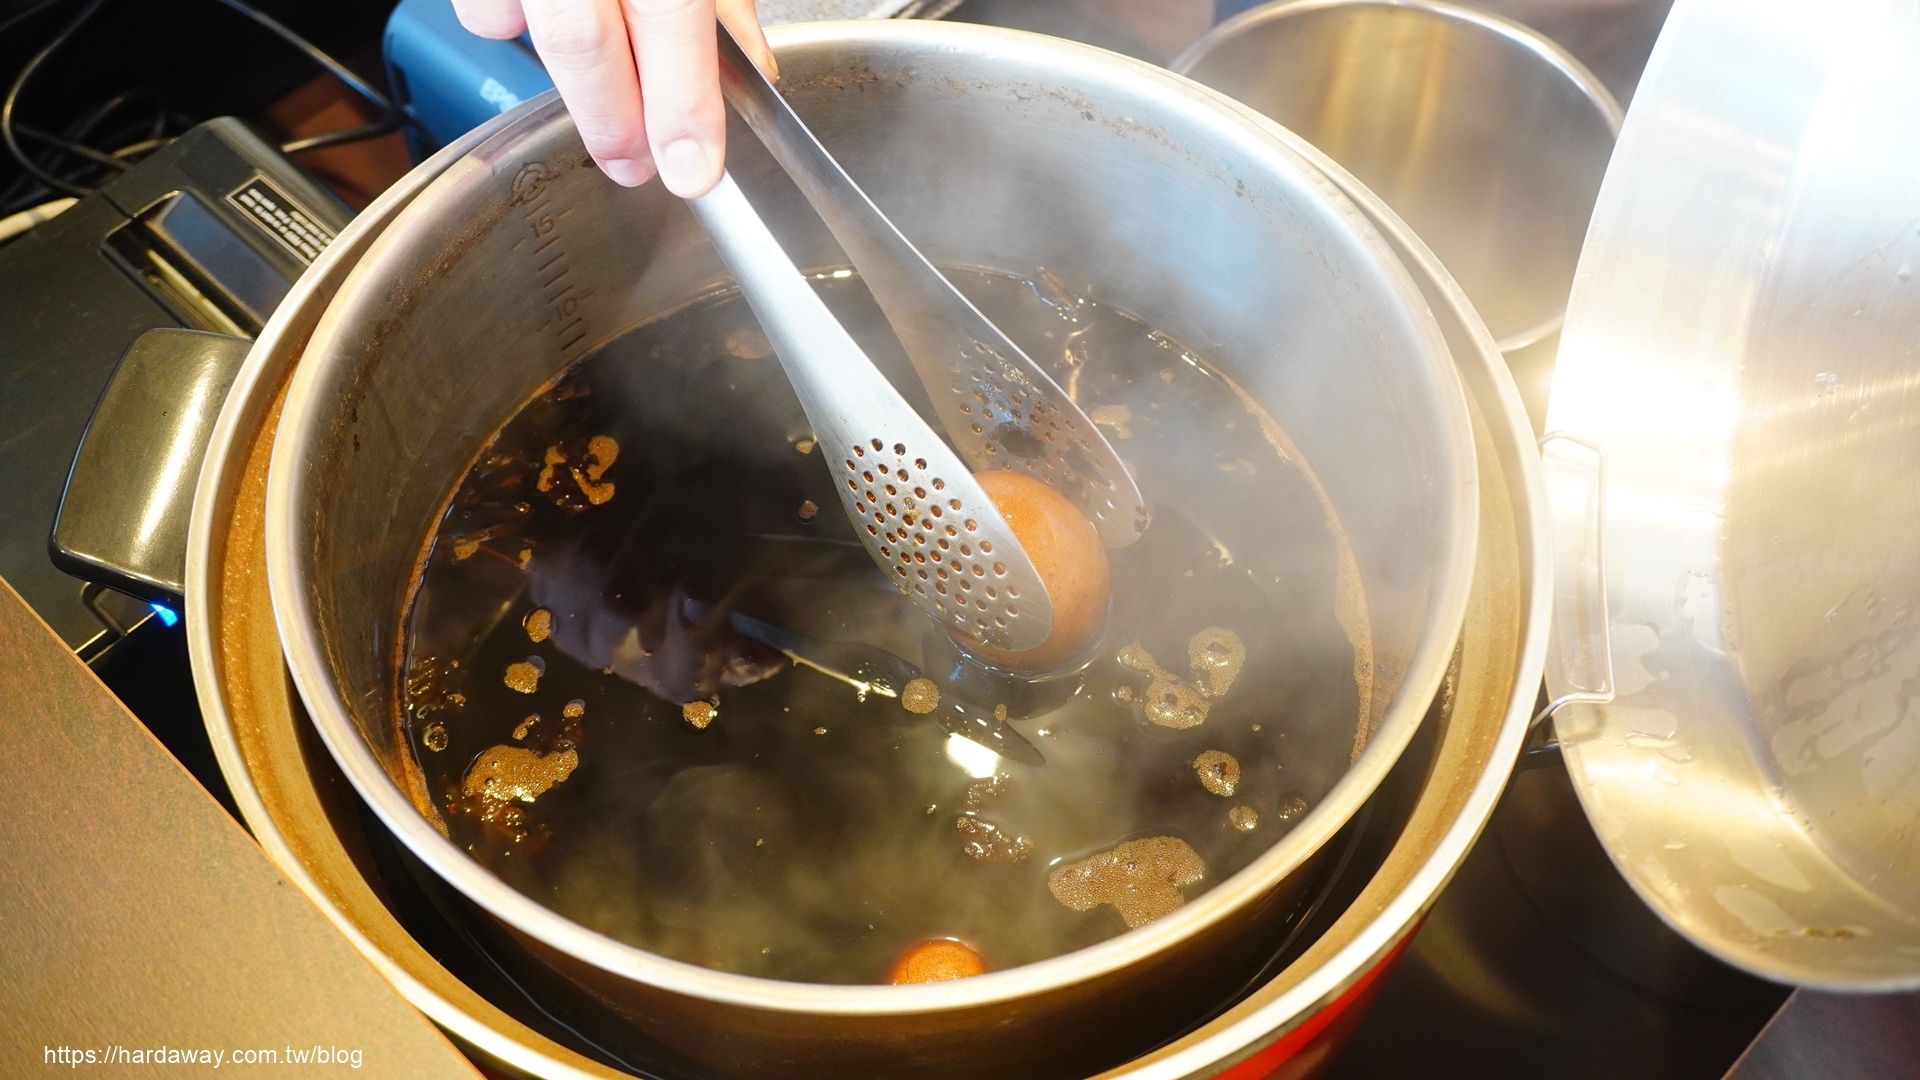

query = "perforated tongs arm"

[687,173,1056,651]
[715,26,1148,548]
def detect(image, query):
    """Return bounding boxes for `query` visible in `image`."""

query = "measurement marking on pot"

[512,169,591,355]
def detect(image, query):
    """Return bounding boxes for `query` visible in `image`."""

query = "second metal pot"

[1174,0,1621,359]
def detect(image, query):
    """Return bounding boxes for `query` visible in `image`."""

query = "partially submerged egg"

[964,470,1111,673]
[886,938,988,984]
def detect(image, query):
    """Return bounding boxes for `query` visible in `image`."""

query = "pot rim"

[261,19,1480,1018]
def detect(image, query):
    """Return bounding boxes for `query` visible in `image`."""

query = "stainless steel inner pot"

[261,21,1477,1077]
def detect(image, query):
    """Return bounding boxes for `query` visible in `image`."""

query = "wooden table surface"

[0,574,482,1078]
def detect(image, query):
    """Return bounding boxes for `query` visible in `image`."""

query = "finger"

[625,0,725,197]
[717,0,776,81]
[523,0,657,186]
[451,0,528,39]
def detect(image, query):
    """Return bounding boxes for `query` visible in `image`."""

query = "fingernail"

[657,138,717,197]
[600,157,655,187]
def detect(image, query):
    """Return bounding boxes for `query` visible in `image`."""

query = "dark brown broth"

[401,268,1360,983]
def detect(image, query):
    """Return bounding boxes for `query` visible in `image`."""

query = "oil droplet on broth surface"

[682,700,718,729]
[463,744,579,803]
[512,714,538,740]
[1228,805,1259,832]
[536,436,619,506]
[582,435,619,480]
[1047,836,1206,928]
[523,607,553,643]
[1144,680,1205,730]
[422,722,448,752]
[901,678,940,715]
[1118,628,1247,729]
[571,467,616,505]
[503,657,545,694]
[1089,402,1133,439]
[1132,653,1210,730]
[956,815,1034,863]
[962,775,1008,811]
[562,699,585,720]
[1193,750,1241,797]
[536,444,566,493]
[1188,627,1246,698]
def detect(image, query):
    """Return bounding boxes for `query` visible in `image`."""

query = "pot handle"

[49,328,254,610]
[1534,432,1616,730]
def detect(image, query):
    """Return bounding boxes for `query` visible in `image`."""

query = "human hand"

[451,0,776,197]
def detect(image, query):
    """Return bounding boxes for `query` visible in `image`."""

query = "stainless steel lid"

[1545,0,1920,989]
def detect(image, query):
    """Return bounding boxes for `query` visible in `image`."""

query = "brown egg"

[886,938,988,984]
[964,470,1111,674]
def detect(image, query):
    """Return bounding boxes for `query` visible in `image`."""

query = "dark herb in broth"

[401,268,1361,984]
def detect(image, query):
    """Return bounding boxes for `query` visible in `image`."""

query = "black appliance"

[0,118,349,657]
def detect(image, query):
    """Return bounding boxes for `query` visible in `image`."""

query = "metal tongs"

[682,27,1147,656]
[710,27,1146,549]
[689,182,1056,651]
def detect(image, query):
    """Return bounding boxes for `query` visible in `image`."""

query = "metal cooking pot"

[1170,0,1622,429]
[258,21,1479,1078]
[1173,0,1621,356]
[1546,0,1920,990]
[182,35,1545,1078]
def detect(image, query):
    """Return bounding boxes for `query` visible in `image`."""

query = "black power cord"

[1,5,180,210]
[277,117,398,154]
[13,122,129,171]
[0,76,175,214]
[207,0,424,152]
[2,0,418,213]
[0,0,70,37]
[0,0,110,197]
[206,0,397,115]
